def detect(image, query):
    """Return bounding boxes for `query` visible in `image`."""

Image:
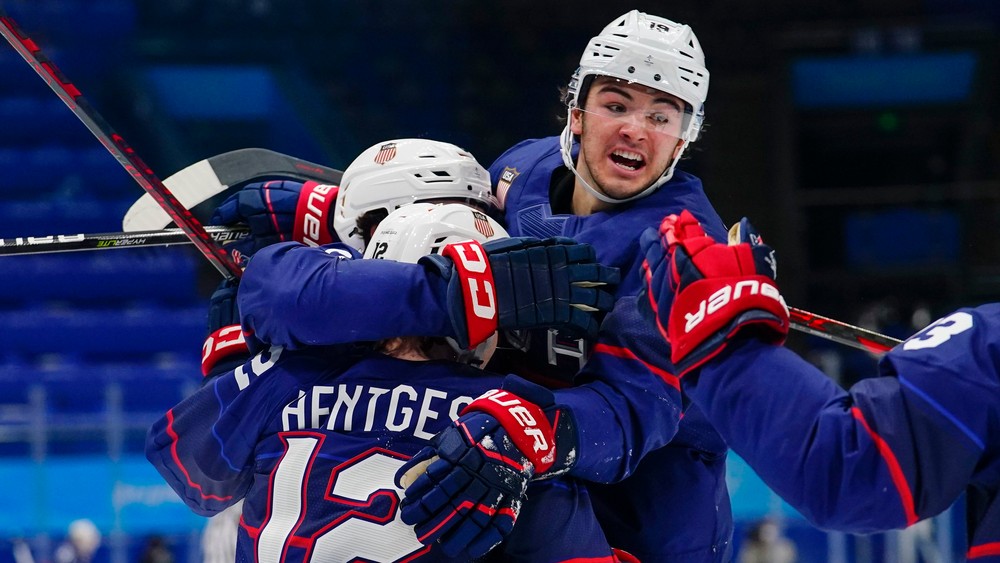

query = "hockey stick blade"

[0,226,249,256]
[123,148,344,232]
[0,11,241,280]
[790,307,901,355]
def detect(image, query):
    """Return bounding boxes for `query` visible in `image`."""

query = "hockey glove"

[201,279,250,379]
[421,237,619,349]
[397,376,575,558]
[641,209,789,376]
[210,180,339,261]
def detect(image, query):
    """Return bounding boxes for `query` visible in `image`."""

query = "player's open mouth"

[610,149,645,171]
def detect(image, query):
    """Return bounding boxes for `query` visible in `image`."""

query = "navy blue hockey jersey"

[689,305,1000,560]
[236,138,736,561]
[147,346,618,562]
[489,136,735,561]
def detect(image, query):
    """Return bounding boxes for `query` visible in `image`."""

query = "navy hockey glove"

[210,180,339,262]
[641,210,789,376]
[201,279,250,378]
[421,237,618,349]
[397,376,575,558]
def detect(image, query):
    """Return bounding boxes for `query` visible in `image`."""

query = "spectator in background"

[738,519,797,563]
[54,519,101,563]
[139,535,174,563]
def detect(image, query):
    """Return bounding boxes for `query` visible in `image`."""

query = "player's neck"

[571,183,612,216]
[391,349,429,361]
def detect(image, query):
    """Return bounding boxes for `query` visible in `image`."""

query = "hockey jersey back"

[147,346,498,562]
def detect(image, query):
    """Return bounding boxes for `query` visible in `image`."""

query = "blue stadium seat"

[0,97,90,146]
[0,249,200,306]
[0,198,133,237]
[27,145,77,190]
[0,305,205,360]
[76,147,134,197]
[0,148,36,193]
[0,97,47,144]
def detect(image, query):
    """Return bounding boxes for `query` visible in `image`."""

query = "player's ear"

[671,140,686,162]
[570,107,584,135]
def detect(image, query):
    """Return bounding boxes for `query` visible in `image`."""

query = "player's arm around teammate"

[641,209,1000,558]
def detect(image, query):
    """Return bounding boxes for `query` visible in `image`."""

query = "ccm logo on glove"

[294,182,338,247]
[452,242,496,319]
[442,241,497,347]
[683,280,785,333]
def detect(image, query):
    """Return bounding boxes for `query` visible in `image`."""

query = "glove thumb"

[210,192,241,226]
[395,447,438,490]
[727,217,778,281]
[660,209,707,248]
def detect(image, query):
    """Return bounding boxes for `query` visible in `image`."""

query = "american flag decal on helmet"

[495,167,519,209]
[374,142,397,165]
[473,211,495,238]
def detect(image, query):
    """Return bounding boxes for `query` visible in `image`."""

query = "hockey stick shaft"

[0,226,249,256]
[789,307,900,355]
[0,12,242,280]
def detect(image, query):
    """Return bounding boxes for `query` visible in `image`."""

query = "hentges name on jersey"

[281,382,477,440]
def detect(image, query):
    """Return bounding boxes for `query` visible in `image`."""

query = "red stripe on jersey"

[165,409,233,502]
[642,258,670,343]
[969,543,1000,559]
[850,406,918,526]
[592,342,680,390]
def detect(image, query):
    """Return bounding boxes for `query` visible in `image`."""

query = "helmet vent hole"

[627,66,635,73]
[653,73,661,81]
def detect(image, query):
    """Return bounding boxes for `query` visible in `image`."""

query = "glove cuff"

[461,389,556,474]
[293,181,338,246]
[201,325,250,377]
[440,241,498,349]
[669,274,789,369]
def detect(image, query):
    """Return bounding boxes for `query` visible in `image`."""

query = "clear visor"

[575,104,691,142]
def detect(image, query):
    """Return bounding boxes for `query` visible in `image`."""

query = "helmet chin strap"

[558,118,679,206]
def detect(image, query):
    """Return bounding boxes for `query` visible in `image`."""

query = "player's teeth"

[613,150,642,162]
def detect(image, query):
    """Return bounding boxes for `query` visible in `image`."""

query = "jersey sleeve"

[555,295,684,483]
[238,242,455,349]
[145,346,339,515]
[687,306,1000,533]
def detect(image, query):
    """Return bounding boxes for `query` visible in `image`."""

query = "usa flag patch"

[495,167,519,209]
[473,211,494,238]
[374,142,397,165]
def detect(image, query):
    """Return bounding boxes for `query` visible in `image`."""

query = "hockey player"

[220,11,735,561]
[642,209,1000,561]
[199,138,501,375]
[148,203,626,562]
[200,137,610,373]
[475,11,731,561]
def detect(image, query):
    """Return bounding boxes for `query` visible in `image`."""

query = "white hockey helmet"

[560,10,710,203]
[334,138,498,252]
[364,202,508,365]
[364,202,508,263]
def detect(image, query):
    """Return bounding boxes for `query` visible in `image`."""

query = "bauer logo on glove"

[641,210,790,376]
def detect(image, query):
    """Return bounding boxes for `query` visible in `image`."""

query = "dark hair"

[356,208,390,248]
